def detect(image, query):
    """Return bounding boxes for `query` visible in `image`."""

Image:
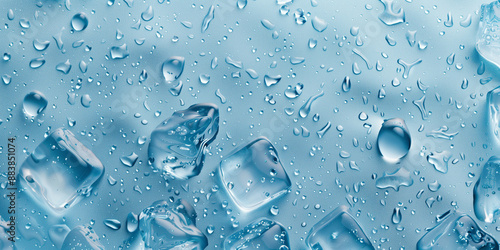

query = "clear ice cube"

[474,156,500,223]
[476,0,500,68]
[224,218,290,250]
[19,128,104,212]
[139,199,208,249]
[306,205,374,250]
[417,210,498,249]
[148,103,219,179]
[488,86,500,142]
[219,137,291,212]
[61,225,104,250]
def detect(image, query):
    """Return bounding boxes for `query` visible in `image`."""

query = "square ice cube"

[224,218,290,249]
[306,205,373,250]
[219,137,291,212]
[476,0,500,68]
[19,128,104,212]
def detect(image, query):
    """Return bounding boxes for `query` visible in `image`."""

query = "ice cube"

[19,128,104,212]
[219,137,291,212]
[488,87,500,143]
[61,225,104,250]
[476,1,500,69]
[306,205,374,250]
[148,103,219,179]
[139,199,208,249]
[474,156,500,223]
[417,210,498,249]
[224,218,290,250]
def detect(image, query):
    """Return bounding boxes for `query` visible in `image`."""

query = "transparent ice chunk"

[224,218,290,250]
[61,225,104,250]
[488,86,500,142]
[417,210,498,249]
[139,199,208,249]
[148,103,219,179]
[474,156,500,223]
[306,205,374,250]
[19,128,104,212]
[219,137,291,212]
[476,1,500,68]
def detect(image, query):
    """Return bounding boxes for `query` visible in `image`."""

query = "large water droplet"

[311,16,328,32]
[392,207,402,224]
[264,74,281,87]
[56,59,72,74]
[161,56,185,83]
[29,57,45,69]
[81,94,91,108]
[71,12,88,31]
[110,44,129,59]
[141,6,154,21]
[377,118,411,161]
[378,0,405,26]
[33,39,50,51]
[299,91,324,118]
[126,212,138,233]
[23,90,48,117]
[103,219,121,230]
[201,5,215,33]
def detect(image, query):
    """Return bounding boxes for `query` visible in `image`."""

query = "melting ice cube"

[224,218,290,250]
[61,225,104,250]
[474,156,500,223]
[477,1,500,69]
[148,103,219,179]
[219,137,291,212]
[417,210,498,249]
[139,199,208,249]
[19,128,104,212]
[306,205,374,250]
[488,86,500,143]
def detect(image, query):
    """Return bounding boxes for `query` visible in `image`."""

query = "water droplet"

[33,39,50,51]
[199,74,210,85]
[7,9,14,20]
[103,219,121,230]
[261,19,275,30]
[120,152,138,167]
[19,18,30,29]
[126,212,138,233]
[377,118,411,161]
[2,74,12,85]
[264,75,281,87]
[81,94,91,108]
[299,91,324,118]
[378,0,405,26]
[308,38,317,48]
[71,12,88,31]
[342,76,351,92]
[162,56,185,83]
[237,0,247,9]
[284,83,304,99]
[141,6,154,21]
[56,59,72,74]
[30,57,46,69]
[397,58,422,79]
[23,90,48,117]
[427,150,452,173]
[110,44,129,59]
[392,207,402,224]
[201,5,215,33]
[312,16,327,32]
